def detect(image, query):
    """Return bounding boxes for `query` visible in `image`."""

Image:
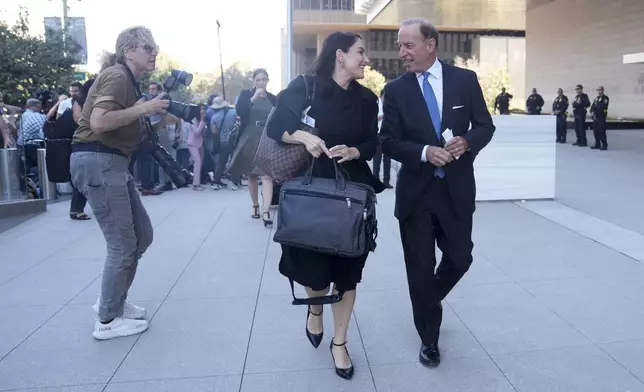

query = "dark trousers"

[202,137,220,184]
[213,142,239,183]
[373,145,391,184]
[592,117,607,147]
[69,185,87,213]
[399,179,473,345]
[574,114,587,144]
[128,150,155,189]
[556,114,567,142]
[176,148,191,170]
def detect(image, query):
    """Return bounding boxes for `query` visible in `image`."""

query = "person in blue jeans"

[209,96,239,190]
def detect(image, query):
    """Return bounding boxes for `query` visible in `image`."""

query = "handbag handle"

[301,158,348,191]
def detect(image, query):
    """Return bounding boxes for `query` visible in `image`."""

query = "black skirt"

[279,246,368,292]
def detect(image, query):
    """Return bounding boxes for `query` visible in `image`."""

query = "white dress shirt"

[377,97,384,131]
[416,59,443,162]
[57,97,73,115]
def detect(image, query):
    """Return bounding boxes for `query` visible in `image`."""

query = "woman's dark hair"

[74,78,96,108]
[81,79,95,98]
[252,68,269,79]
[309,32,361,78]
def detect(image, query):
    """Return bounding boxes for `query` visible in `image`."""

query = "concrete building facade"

[282,0,527,104]
[526,0,644,119]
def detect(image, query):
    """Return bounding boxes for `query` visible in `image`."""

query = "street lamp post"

[216,20,226,101]
[49,0,80,56]
[286,0,293,83]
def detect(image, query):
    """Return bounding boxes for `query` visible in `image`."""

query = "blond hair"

[110,26,156,64]
[99,51,117,71]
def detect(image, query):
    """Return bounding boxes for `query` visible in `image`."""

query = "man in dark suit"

[380,19,495,368]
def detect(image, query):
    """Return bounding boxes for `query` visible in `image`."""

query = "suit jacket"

[379,62,495,221]
[236,88,277,135]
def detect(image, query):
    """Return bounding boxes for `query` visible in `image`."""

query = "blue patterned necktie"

[422,72,444,178]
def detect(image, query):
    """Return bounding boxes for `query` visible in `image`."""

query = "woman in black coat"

[227,69,277,225]
[266,32,385,380]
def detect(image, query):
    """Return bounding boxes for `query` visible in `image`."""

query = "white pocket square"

[452,105,464,109]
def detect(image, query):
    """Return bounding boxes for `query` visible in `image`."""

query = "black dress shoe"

[419,343,441,367]
[330,339,354,380]
[305,306,323,348]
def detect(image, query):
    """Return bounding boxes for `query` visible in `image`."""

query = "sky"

[1,0,287,92]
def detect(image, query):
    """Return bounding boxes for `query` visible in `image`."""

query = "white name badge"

[301,106,316,128]
[442,128,460,160]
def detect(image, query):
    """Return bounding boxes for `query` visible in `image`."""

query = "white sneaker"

[93,300,146,319]
[92,317,149,340]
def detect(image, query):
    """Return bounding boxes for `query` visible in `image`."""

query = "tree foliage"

[139,55,254,105]
[454,55,511,113]
[210,61,254,103]
[0,8,80,105]
[357,66,386,97]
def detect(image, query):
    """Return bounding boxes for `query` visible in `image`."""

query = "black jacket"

[380,62,495,220]
[266,75,385,193]
[235,88,277,134]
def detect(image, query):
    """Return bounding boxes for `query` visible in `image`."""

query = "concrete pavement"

[1,129,644,391]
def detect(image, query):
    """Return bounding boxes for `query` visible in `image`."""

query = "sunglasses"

[138,44,159,54]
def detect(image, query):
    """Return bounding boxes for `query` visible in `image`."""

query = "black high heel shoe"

[305,306,323,348]
[330,339,354,380]
[251,205,260,219]
[262,212,273,227]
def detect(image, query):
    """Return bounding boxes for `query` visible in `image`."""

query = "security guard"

[590,86,609,150]
[552,88,569,143]
[494,87,513,115]
[526,88,544,115]
[572,84,590,146]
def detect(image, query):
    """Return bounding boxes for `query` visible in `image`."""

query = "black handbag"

[274,158,378,257]
[274,159,379,305]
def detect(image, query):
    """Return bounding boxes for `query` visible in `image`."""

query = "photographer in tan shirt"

[70,26,169,340]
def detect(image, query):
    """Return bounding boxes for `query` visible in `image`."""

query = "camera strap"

[122,64,156,142]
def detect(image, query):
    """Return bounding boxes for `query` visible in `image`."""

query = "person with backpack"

[209,96,238,189]
[45,79,95,220]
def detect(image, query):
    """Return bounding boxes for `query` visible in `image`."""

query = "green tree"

[0,8,80,105]
[454,55,511,113]
[212,61,254,104]
[189,71,220,103]
[357,66,386,96]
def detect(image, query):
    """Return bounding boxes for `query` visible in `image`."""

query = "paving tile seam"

[238,218,277,392]
[515,200,644,263]
[100,209,226,392]
[0,228,97,289]
[0,272,102,364]
[471,251,644,386]
[104,374,241,384]
[440,301,519,392]
[0,382,106,392]
[351,310,380,390]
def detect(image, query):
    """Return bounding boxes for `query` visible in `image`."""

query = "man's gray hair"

[401,18,439,47]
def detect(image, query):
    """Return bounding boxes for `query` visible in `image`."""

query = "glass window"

[368,31,377,50]
[376,31,384,51]
[340,0,353,10]
[293,0,311,9]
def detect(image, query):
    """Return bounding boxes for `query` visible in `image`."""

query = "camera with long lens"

[139,69,199,188]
